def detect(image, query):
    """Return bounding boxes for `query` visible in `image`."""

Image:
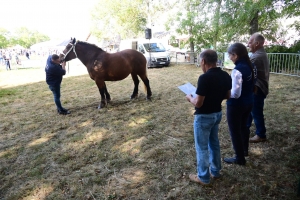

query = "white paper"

[178,82,197,97]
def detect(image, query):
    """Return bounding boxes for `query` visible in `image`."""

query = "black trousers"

[227,104,253,162]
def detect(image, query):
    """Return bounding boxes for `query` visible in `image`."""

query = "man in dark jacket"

[247,33,269,142]
[45,54,70,115]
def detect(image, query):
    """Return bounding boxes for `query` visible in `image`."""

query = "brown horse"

[60,38,152,109]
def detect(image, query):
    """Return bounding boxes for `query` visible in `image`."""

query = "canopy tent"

[57,39,71,46]
[30,40,59,50]
[30,40,69,52]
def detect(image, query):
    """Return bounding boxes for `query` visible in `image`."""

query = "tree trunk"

[213,0,222,50]
[250,11,259,34]
[189,27,194,52]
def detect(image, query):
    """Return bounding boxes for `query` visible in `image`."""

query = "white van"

[119,39,170,67]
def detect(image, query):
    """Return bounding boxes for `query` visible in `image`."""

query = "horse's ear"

[72,38,76,44]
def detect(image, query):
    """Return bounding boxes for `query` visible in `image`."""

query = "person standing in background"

[26,52,30,59]
[4,51,11,70]
[0,51,3,65]
[247,33,270,143]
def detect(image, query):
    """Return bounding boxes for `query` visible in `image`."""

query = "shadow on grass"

[0,68,300,199]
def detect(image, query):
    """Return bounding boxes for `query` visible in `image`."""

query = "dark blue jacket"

[45,56,66,86]
[227,59,256,106]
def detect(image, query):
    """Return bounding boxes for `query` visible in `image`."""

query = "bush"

[289,40,300,53]
[265,40,300,53]
[265,45,290,53]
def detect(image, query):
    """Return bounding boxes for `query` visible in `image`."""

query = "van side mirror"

[141,49,145,54]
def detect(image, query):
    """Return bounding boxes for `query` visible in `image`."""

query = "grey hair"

[252,33,265,44]
[199,50,218,65]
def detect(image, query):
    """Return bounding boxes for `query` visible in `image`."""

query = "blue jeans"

[193,111,222,184]
[5,60,10,70]
[247,87,267,138]
[49,84,64,111]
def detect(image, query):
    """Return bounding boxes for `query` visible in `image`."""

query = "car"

[176,49,187,55]
[166,47,187,55]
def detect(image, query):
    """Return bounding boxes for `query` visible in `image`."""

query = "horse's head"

[60,38,78,62]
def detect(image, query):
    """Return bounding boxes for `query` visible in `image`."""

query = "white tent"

[30,40,58,50]
[30,40,67,53]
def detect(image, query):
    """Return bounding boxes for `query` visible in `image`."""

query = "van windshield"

[143,43,166,52]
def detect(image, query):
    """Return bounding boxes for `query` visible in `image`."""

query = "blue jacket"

[227,59,256,106]
[45,56,66,86]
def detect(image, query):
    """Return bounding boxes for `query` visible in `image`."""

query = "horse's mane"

[77,40,104,52]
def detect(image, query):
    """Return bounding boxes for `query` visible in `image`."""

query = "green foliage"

[12,27,50,48]
[91,0,175,40]
[0,28,10,48]
[170,0,299,52]
[91,0,147,39]
[171,0,220,51]
[0,34,9,48]
[283,0,300,17]
[265,40,300,53]
[220,0,283,41]
[265,45,290,53]
[289,40,300,53]
[0,27,49,48]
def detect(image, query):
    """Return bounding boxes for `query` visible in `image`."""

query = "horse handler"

[186,50,231,185]
[45,54,70,115]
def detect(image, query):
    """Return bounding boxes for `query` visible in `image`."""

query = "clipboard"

[178,82,197,97]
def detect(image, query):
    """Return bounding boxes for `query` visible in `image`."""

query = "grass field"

[0,63,300,200]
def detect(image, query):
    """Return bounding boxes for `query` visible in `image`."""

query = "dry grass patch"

[0,64,300,199]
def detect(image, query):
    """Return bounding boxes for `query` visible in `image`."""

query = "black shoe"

[61,108,69,112]
[58,109,71,115]
[223,157,246,165]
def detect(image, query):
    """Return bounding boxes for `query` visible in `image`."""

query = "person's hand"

[186,94,193,102]
[61,61,66,68]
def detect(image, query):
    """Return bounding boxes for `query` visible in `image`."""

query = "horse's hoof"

[97,105,104,109]
[98,102,106,109]
[131,93,139,99]
[146,97,152,101]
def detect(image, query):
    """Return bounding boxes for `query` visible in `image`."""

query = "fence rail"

[171,51,224,68]
[267,53,300,77]
[169,51,198,65]
[171,51,300,77]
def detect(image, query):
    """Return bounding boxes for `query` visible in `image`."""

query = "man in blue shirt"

[45,54,70,115]
[186,50,232,185]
